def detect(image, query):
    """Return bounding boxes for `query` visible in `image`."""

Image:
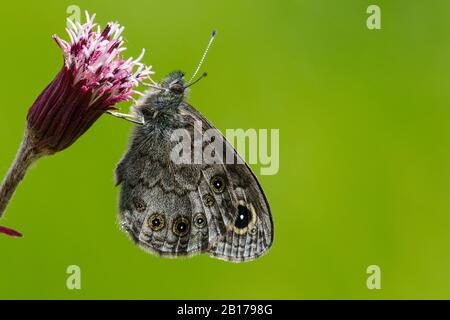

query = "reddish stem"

[0,128,44,236]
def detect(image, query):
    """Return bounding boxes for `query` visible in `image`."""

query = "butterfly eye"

[210,175,226,193]
[193,213,207,229]
[170,83,184,94]
[133,197,147,213]
[173,216,190,237]
[148,213,165,231]
[235,205,251,229]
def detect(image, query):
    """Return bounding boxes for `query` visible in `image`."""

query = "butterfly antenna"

[188,30,216,83]
[185,72,208,88]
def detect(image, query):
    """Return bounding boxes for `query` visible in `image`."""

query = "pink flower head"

[27,12,153,152]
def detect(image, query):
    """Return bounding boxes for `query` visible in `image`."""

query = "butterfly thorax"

[136,71,189,127]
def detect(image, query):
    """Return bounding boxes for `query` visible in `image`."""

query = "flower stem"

[0,129,43,218]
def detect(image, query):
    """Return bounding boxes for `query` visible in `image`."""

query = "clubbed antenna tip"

[189,30,217,82]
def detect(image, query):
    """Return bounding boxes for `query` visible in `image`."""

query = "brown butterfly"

[111,32,273,262]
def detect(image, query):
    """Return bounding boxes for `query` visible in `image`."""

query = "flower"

[0,12,153,236]
[27,12,153,152]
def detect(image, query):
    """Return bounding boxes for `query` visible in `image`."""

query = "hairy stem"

[0,129,43,218]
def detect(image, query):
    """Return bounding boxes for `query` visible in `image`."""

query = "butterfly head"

[159,71,186,96]
[136,71,208,123]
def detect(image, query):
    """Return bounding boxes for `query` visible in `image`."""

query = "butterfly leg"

[106,111,145,125]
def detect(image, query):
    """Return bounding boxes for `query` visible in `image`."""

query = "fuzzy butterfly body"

[115,71,273,262]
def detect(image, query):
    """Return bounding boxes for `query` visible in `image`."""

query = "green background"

[1,0,450,299]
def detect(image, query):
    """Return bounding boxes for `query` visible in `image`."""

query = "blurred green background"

[1,0,450,299]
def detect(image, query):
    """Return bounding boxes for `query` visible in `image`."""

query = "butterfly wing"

[179,103,274,262]
[116,102,273,262]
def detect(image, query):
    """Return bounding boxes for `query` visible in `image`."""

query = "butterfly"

[111,32,273,262]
